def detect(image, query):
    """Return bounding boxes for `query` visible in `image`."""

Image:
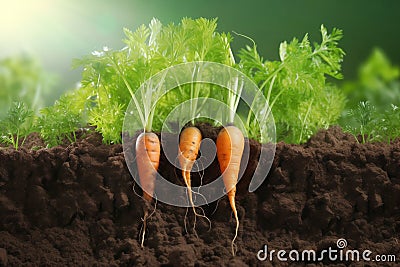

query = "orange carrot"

[178,126,202,195]
[216,125,244,256]
[178,126,210,235]
[136,132,160,201]
[135,131,160,247]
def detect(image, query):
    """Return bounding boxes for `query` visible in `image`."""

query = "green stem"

[227,77,237,124]
[263,88,286,127]
[361,126,366,144]
[143,79,153,132]
[65,133,73,144]
[21,135,28,148]
[353,133,360,144]
[232,77,244,123]
[265,74,277,106]
[120,71,146,130]
[259,64,285,93]
[107,55,146,130]
[93,72,104,124]
[246,65,282,128]
[15,131,19,150]
[298,99,313,143]
[190,65,200,125]
[145,70,168,132]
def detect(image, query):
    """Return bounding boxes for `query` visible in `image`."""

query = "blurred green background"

[1,0,399,109]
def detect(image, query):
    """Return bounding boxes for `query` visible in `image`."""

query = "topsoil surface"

[0,126,399,266]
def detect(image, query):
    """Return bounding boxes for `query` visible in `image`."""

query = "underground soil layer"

[0,126,399,266]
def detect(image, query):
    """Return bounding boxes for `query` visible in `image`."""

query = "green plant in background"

[379,104,400,143]
[0,102,34,149]
[36,88,86,147]
[340,48,400,143]
[341,48,400,112]
[238,25,345,143]
[345,101,376,143]
[0,54,55,117]
[344,101,400,144]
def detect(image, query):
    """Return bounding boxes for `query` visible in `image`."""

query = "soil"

[0,126,399,266]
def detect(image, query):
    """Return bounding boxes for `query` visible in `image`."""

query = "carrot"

[178,126,210,235]
[135,131,160,247]
[216,125,244,256]
[178,126,202,199]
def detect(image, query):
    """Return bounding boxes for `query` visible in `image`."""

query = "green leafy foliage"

[345,101,376,143]
[239,25,345,143]
[5,17,400,147]
[74,17,234,143]
[340,48,400,143]
[73,47,133,144]
[345,101,400,144]
[0,102,34,149]
[36,89,85,147]
[379,104,400,143]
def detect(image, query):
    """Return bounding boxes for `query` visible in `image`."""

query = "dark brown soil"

[0,126,399,266]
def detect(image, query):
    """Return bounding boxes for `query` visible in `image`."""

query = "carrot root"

[182,171,211,237]
[135,132,160,247]
[179,126,211,235]
[140,210,148,248]
[139,199,157,248]
[228,192,239,256]
[216,125,244,256]
[136,132,160,202]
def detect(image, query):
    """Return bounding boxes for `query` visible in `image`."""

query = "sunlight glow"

[0,0,65,58]
[1,0,54,35]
